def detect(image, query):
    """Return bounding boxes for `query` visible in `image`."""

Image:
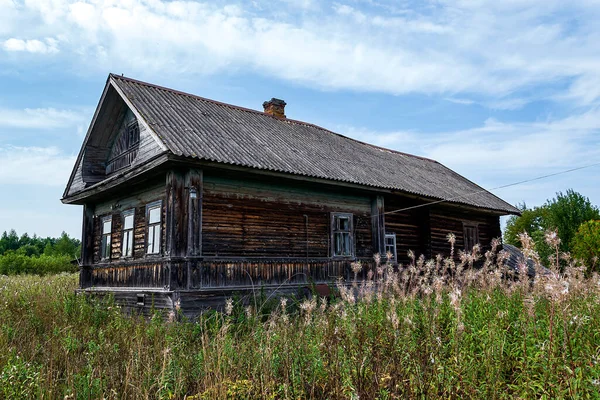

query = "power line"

[375,161,600,218]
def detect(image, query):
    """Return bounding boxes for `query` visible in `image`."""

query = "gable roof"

[68,74,520,214]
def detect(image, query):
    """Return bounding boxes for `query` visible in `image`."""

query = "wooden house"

[62,74,519,316]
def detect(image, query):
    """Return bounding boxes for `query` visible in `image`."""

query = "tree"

[571,220,600,273]
[504,190,600,267]
[544,190,600,253]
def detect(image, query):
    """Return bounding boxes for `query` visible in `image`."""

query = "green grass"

[1,267,600,399]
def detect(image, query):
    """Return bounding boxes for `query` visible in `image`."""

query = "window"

[384,233,397,262]
[126,121,140,148]
[331,213,354,257]
[101,216,112,260]
[146,202,162,255]
[122,210,134,258]
[463,223,479,251]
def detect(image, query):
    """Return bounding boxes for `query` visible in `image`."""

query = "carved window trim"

[384,233,397,262]
[331,212,354,258]
[121,209,135,258]
[100,215,112,261]
[462,222,480,252]
[146,200,162,256]
[106,120,141,174]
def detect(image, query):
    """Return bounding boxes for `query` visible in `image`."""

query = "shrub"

[0,252,77,275]
[572,220,600,273]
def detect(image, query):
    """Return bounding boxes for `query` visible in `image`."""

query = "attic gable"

[62,77,167,199]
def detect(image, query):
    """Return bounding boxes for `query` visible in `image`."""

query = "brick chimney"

[263,98,286,118]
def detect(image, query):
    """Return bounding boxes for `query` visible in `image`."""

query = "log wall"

[201,175,373,258]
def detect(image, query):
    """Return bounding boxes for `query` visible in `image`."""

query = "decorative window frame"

[462,222,480,252]
[145,200,162,256]
[384,233,397,263]
[330,212,355,259]
[100,215,112,261]
[121,209,135,258]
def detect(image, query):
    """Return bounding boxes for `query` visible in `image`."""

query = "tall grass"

[1,233,600,399]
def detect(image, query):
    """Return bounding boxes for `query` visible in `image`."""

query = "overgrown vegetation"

[0,230,80,275]
[504,189,600,270]
[1,233,600,398]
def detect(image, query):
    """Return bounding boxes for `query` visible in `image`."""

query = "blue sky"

[1,0,600,238]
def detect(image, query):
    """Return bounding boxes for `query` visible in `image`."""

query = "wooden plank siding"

[201,175,373,259]
[384,195,430,265]
[429,206,502,258]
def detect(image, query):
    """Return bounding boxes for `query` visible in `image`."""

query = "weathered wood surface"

[66,85,165,197]
[89,261,168,288]
[202,175,373,258]
[384,196,430,264]
[429,206,501,257]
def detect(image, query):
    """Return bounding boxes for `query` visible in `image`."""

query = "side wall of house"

[429,206,502,258]
[201,174,374,259]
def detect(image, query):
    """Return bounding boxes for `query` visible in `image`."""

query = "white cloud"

[2,38,59,54]
[1,0,600,105]
[0,146,75,186]
[0,107,87,129]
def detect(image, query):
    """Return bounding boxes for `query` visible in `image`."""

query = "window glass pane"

[338,217,349,231]
[149,207,160,224]
[147,226,154,253]
[123,231,132,257]
[342,233,350,255]
[124,214,134,230]
[102,220,111,234]
[153,226,161,253]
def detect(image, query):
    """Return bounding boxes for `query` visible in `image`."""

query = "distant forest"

[0,230,80,275]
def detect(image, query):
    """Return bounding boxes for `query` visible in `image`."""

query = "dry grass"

[1,233,600,399]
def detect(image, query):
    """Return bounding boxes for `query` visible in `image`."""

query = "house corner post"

[166,169,187,290]
[80,204,94,288]
[371,195,385,256]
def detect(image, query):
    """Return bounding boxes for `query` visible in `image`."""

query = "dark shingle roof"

[111,74,519,214]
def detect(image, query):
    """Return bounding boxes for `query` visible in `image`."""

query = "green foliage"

[0,229,80,258]
[1,272,600,398]
[0,230,80,275]
[545,190,600,252]
[0,252,77,275]
[504,190,600,267]
[572,220,600,273]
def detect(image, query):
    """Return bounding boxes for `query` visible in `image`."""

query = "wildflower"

[225,298,233,316]
[174,298,181,312]
[245,306,253,319]
[446,233,456,246]
[373,253,381,266]
[545,230,561,248]
[351,261,363,276]
[319,296,327,312]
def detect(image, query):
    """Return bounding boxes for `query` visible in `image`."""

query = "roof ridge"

[109,73,437,164]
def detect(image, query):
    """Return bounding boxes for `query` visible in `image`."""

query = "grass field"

[1,237,600,399]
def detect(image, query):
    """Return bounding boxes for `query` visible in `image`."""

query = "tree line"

[504,189,600,273]
[0,230,80,275]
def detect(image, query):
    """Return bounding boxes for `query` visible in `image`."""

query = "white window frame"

[146,201,162,255]
[384,233,397,262]
[331,212,354,258]
[121,209,135,258]
[100,216,112,261]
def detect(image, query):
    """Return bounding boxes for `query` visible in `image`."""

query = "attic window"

[106,120,141,174]
[126,121,140,148]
